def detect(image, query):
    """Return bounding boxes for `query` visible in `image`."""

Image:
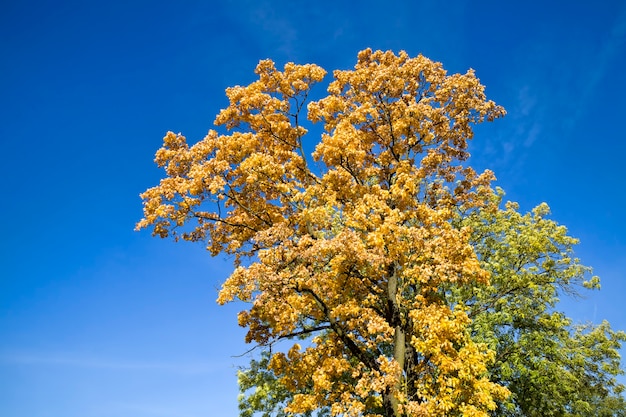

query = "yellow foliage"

[138,49,508,416]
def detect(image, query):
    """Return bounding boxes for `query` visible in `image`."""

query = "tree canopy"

[236,191,626,417]
[137,49,625,417]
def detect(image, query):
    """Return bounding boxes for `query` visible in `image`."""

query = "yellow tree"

[137,49,509,417]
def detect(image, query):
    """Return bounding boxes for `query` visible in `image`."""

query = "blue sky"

[1,1,625,416]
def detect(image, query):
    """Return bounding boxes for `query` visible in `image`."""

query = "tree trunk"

[384,266,405,417]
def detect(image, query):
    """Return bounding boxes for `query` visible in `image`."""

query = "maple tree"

[137,49,623,416]
[236,190,626,416]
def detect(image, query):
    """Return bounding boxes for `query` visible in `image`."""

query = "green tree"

[459,192,626,416]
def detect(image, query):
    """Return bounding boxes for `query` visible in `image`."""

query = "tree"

[235,192,626,417]
[458,194,626,416]
[137,49,622,416]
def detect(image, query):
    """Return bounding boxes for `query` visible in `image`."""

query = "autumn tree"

[138,48,517,416]
[236,190,626,416]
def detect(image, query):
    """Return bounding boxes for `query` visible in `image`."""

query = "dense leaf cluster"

[138,50,625,417]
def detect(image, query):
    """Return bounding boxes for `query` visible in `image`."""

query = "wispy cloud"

[220,0,301,61]
[567,5,626,131]
[0,351,226,375]
[474,5,626,183]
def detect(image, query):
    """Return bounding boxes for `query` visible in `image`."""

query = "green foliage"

[456,189,626,416]
[238,350,330,417]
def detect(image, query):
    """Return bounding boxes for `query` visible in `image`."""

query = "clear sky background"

[1,1,625,416]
